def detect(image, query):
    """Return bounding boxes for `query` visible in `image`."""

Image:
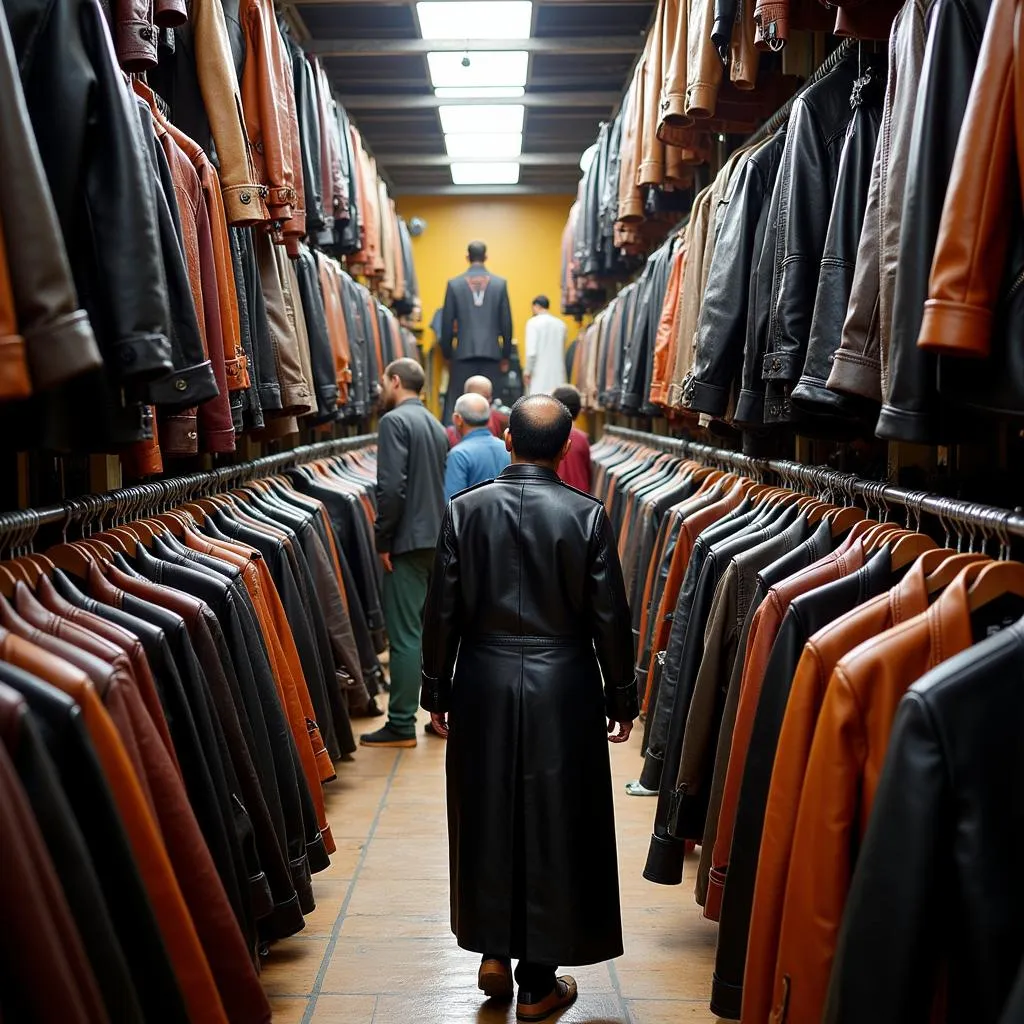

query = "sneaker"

[359,725,416,748]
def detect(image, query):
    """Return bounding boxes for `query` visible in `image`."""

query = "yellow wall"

[396,194,576,415]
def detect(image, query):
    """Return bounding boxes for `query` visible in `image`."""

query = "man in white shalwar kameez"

[524,296,568,396]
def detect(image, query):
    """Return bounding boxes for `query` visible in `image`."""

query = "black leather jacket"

[761,52,883,425]
[825,620,1024,1024]
[880,0,992,441]
[683,130,787,418]
[791,66,885,422]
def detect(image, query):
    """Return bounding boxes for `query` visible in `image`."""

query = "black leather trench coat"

[421,463,639,966]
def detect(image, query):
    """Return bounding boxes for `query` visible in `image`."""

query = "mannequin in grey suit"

[440,241,514,424]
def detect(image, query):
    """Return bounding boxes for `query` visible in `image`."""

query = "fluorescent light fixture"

[434,86,526,99]
[450,162,521,185]
[417,1,532,40]
[427,50,528,89]
[439,104,524,134]
[445,132,523,158]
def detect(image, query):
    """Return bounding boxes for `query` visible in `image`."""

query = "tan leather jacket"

[193,0,269,224]
[617,67,646,225]
[242,0,299,225]
[639,0,667,188]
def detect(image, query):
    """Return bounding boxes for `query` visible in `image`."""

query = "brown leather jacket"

[743,552,931,1024]
[706,529,867,921]
[639,0,666,188]
[771,566,981,1024]
[918,0,1019,361]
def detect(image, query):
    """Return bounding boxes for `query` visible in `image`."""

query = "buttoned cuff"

[222,183,270,226]
[642,831,685,885]
[24,310,102,391]
[420,672,451,713]
[159,411,199,455]
[791,374,869,419]
[116,18,158,71]
[201,423,236,454]
[108,328,174,384]
[733,388,765,425]
[754,2,788,47]
[146,359,219,409]
[918,298,992,357]
[681,376,729,417]
[686,81,719,121]
[224,354,250,392]
[762,349,803,381]
[617,197,645,223]
[0,334,31,400]
[657,95,692,144]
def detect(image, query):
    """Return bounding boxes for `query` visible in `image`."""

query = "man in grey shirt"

[362,358,448,748]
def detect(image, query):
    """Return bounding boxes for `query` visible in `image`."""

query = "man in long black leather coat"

[420,395,639,1022]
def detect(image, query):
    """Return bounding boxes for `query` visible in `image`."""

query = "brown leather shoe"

[478,958,513,1000]
[516,976,578,1021]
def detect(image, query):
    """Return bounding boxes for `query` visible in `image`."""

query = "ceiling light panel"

[427,51,528,89]
[439,104,525,135]
[444,133,523,158]
[434,86,526,99]
[417,1,533,40]
[450,162,521,185]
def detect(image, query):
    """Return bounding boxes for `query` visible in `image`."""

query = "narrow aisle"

[262,708,721,1023]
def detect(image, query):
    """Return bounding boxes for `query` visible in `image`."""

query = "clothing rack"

[0,434,378,542]
[603,426,1024,542]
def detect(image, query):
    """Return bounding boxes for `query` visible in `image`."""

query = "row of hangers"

[600,432,1024,614]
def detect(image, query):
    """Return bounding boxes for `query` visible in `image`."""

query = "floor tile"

[304,993,377,1023]
[266,995,307,1024]
[628,999,721,1023]
[261,939,328,996]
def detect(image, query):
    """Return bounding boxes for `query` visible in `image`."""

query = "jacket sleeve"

[822,691,947,1024]
[499,282,514,360]
[420,504,462,713]
[0,9,100,393]
[684,154,767,416]
[917,0,1013,360]
[587,508,639,721]
[374,414,407,553]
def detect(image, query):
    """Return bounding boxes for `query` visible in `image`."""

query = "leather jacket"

[682,132,787,418]
[421,464,636,966]
[771,570,1000,1024]
[917,0,1024,426]
[760,53,881,425]
[878,0,992,440]
[827,618,1024,1023]
[790,67,885,421]
[828,0,929,406]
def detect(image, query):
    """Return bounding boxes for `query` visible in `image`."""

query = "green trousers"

[383,549,435,735]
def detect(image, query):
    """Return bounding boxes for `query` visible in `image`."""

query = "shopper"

[551,385,592,493]
[362,358,447,749]
[445,375,509,448]
[444,394,510,501]
[524,296,568,396]
[420,395,638,1022]
[438,241,514,425]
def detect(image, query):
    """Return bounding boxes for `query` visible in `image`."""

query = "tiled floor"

[262,708,723,1023]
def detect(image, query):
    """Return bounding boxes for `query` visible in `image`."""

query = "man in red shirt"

[552,385,591,492]
[445,375,509,448]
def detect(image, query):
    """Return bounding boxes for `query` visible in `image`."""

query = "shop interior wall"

[396,194,577,418]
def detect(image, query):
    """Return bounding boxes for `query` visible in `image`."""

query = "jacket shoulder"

[557,479,603,505]
[449,478,496,502]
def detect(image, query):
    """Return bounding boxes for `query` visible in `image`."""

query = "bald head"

[454,392,492,430]
[464,375,493,401]
[507,395,573,465]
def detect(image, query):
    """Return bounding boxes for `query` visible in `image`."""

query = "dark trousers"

[443,358,502,424]
[382,549,434,735]
[483,956,556,1001]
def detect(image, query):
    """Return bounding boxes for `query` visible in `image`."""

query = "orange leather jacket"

[918,0,1022,361]
[770,568,980,1024]
[706,531,867,921]
[743,554,931,1024]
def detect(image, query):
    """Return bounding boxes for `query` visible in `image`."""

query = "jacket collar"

[499,463,560,482]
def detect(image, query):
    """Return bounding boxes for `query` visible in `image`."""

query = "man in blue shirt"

[444,393,510,501]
